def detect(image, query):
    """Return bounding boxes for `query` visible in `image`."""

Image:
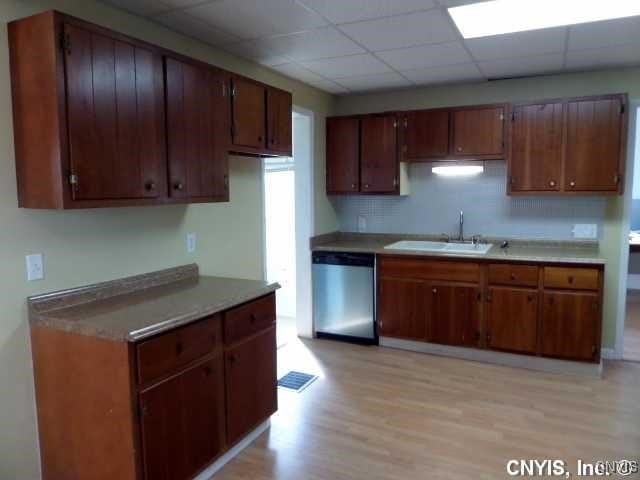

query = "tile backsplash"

[330,161,607,240]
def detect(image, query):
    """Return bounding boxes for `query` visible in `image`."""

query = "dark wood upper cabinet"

[565,95,626,193]
[230,77,266,151]
[166,58,229,202]
[360,115,399,193]
[402,109,450,160]
[326,117,360,194]
[139,356,226,480]
[266,87,292,155]
[452,106,506,159]
[486,287,538,354]
[508,101,564,193]
[378,277,428,341]
[429,284,479,347]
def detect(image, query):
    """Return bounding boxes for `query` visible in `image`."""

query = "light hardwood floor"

[214,339,640,480]
[625,291,640,361]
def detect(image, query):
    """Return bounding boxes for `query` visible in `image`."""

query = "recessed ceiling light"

[432,164,484,176]
[449,0,640,39]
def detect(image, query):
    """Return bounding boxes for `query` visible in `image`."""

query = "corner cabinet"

[8,11,292,209]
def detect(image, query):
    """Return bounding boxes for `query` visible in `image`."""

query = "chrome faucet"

[458,210,464,241]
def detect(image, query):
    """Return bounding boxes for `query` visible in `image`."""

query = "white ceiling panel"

[103,0,169,16]
[376,41,472,71]
[301,54,391,79]
[568,16,640,51]
[338,10,459,51]
[222,41,290,66]
[479,53,565,79]
[298,0,436,24]
[566,44,640,70]
[438,0,492,6]
[335,72,413,91]
[402,62,484,85]
[304,78,351,94]
[184,0,327,40]
[261,26,365,61]
[154,10,240,46]
[465,28,566,61]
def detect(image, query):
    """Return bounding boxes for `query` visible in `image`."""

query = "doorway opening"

[263,108,314,351]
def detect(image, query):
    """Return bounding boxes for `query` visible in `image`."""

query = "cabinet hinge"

[231,86,237,97]
[69,173,78,190]
[393,120,398,128]
[59,31,71,54]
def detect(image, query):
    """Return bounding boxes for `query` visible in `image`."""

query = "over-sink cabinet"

[8,11,292,209]
[378,256,603,363]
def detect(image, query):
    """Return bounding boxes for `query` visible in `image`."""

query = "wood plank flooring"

[213,339,640,480]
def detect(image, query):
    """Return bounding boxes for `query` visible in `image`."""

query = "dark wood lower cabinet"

[378,277,428,340]
[430,284,479,347]
[139,356,225,480]
[486,287,538,354]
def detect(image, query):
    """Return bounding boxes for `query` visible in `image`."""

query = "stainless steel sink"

[384,240,493,255]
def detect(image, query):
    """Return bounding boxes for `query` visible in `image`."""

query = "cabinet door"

[139,356,226,480]
[64,24,165,200]
[225,327,277,446]
[266,87,292,154]
[326,117,360,194]
[403,109,450,160]
[429,284,479,347]
[378,277,428,340]
[166,59,229,200]
[360,115,398,193]
[565,96,625,192]
[231,77,266,150]
[509,102,564,193]
[486,287,538,354]
[541,292,600,361]
[452,106,505,158]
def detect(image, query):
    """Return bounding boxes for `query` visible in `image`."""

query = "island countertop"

[28,264,280,342]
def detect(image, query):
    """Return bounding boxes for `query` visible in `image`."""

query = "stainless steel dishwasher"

[312,251,377,345]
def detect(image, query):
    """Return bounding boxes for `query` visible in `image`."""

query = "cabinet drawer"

[224,294,276,344]
[488,264,539,287]
[378,256,480,283]
[137,314,222,384]
[543,267,599,291]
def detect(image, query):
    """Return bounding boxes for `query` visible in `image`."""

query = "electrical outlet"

[26,253,44,281]
[357,215,367,233]
[572,224,598,239]
[186,233,197,253]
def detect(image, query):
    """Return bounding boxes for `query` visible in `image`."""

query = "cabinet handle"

[510,273,516,281]
[174,182,184,191]
[527,295,533,303]
[567,276,574,284]
[363,183,369,189]
[457,147,463,152]
[351,183,356,189]
[224,175,229,189]
[569,181,576,187]
[432,288,437,294]
[486,293,492,302]
[144,181,156,191]
[486,332,492,343]
[176,342,183,355]
[549,180,556,187]
[250,313,257,323]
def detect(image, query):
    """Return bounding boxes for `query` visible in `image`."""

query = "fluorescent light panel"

[449,0,640,39]
[432,164,484,176]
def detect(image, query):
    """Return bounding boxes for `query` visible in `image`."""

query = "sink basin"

[384,240,492,255]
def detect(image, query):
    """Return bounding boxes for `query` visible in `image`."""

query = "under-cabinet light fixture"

[448,0,640,39]
[432,164,484,176]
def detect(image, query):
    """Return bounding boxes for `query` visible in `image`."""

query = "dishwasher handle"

[312,251,374,268]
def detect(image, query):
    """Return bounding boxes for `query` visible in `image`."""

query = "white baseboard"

[601,348,622,360]
[627,274,640,290]
[380,337,603,378]
[194,419,271,480]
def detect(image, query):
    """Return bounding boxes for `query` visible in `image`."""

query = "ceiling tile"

[153,10,240,46]
[439,0,492,6]
[305,78,351,94]
[261,26,365,61]
[271,63,329,82]
[334,72,412,92]
[301,54,391,79]
[185,0,327,40]
[338,10,459,51]
[222,41,290,66]
[401,62,484,85]
[568,16,640,51]
[465,27,566,61]
[161,0,208,8]
[479,53,564,79]
[298,0,436,24]
[101,0,169,16]
[376,41,471,71]
[566,44,640,70]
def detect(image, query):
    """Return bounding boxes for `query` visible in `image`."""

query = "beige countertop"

[311,233,605,266]
[28,264,280,342]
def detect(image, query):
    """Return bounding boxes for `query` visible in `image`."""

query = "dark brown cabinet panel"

[403,109,450,160]
[225,326,277,446]
[231,77,266,150]
[452,106,505,159]
[139,356,226,480]
[360,115,398,193]
[509,101,564,193]
[326,116,360,194]
[64,23,165,201]
[486,287,538,354]
[166,58,229,201]
[378,277,428,340]
[541,291,600,362]
[266,87,292,154]
[565,96,626,192]
[429,284,479,347]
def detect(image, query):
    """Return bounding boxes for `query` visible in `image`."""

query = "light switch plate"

[357,215,367,233]
[573,224,598,239]
[186,233,197,253]
[26,253,44,281]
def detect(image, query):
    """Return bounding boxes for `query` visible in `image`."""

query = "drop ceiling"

[101,0,640,94]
